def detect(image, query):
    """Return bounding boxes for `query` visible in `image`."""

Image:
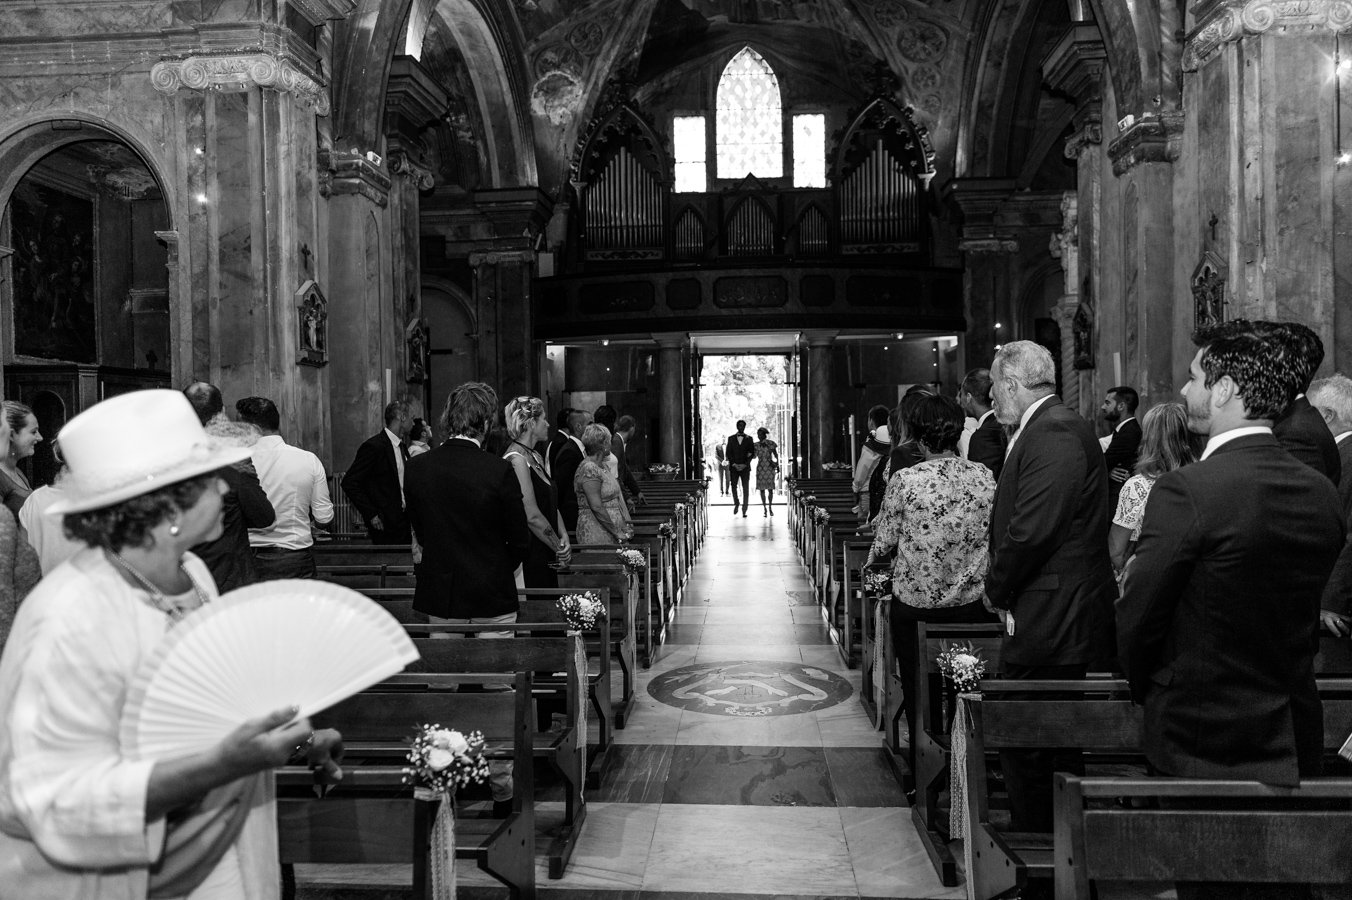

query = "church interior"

[3,0,1351,898]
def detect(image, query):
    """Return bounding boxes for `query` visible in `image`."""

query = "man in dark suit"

[341,400,413,544]
[984,341,1117,833]
[546,407,573,475]
[726,420,754,516]
[1100,385,1142,501]
[1119,322,1343,900]
[553,408,590,532]
[958,367,1006,480]
[1271,322,1341,484]
[594,405,644,508]
[1308,374,1352,665]
[182,382,275,592]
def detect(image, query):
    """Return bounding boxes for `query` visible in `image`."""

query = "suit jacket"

[341,432,408,533]
[726,433,754,468]
[611,433,640,499]
[1102,417,1143,500]
[1275,396,1342,485]
[1118,433,1343,785]
[554,437,584,531]
[405,438,531,618]
[1319,435,1352,616]
[985,396,1117,668]
[546,431,571,474]
[192,463,275,593]
[966,413,1007,482]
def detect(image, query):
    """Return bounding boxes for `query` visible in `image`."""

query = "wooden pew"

[557,564,638,727]
[570,544,663,666]
[1053,775,1352,900]
[277,672,536,900]
[963,676,1352,900]
[856,557,886,727]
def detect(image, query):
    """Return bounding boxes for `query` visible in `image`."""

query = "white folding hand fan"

[121,580,419,761]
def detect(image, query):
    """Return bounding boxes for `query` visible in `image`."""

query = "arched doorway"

[421,280,477,437]
[0,133,171,484]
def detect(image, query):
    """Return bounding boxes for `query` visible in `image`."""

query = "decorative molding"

[469,249,536,267]
[1107,113,1184,175]
[151,52,330,114]
[388,150,435,191]
[1184,0,1352,70]
[1041,24,1108,104]
[958,238,1019,253]
[318,148,391,206]
[288,0,358,25]
[1064,123,1103,159]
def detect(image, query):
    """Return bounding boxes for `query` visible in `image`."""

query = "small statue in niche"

[296,280,328,367]
[405,317,428,383]
[1072,299,1095,370]
[1192,251,1227,332]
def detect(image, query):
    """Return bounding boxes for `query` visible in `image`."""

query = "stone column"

[946,179,1019,372]
[468,249,537,401]
[654,333,687,469]
[804,330,837,478]
[1048,193,1082,411]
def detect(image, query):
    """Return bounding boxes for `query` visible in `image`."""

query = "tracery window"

[716,47,783,179]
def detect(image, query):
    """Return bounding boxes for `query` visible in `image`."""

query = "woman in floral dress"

[753,427,779,516]
[574,423,633,544]
[1110,402,1196,576]
[866,393,996,753]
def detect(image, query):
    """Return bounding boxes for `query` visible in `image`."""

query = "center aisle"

[483,501,967,899]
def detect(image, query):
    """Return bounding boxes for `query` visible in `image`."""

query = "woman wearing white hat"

[0,390,342,899]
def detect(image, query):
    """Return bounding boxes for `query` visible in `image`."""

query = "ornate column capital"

[1183,0,1352,70]
[388,149,436,191]
[802,329,839,349]
[318,148,391,207]
[1107,112,1184,176]
[652,332,688,351]
[151,52,330,115]
[1064,123,1103,159]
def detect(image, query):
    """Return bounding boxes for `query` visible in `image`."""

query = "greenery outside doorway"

[697,354,794,505]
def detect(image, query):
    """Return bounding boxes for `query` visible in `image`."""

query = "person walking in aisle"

[726,420,753,517]
[715,440,728,495]
[753,427,779,516]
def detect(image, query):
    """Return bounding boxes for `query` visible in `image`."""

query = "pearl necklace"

[106,550,210,624]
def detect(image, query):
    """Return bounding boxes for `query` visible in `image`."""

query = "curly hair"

[64,472,219,552]
[1134,402,1196,480]
[1192,320,1296,421]
[504,396,545,440]
[906,394,965,454]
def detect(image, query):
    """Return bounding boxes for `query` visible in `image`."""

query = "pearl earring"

[169,523,181,537]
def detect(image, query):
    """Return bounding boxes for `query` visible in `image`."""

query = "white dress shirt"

[18,484,85,575]
[248,434,334,550]
[1005,394,1056,458]
[1200,425,1273,461]
[385,427,406,505]
[1099,415,1137,452]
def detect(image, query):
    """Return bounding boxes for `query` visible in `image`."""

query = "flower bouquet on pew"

[936,642,986,694]
[822,461,852,471]
[862,568,892,599]
[558,590,604,631]
[657,522,674,538]
[616,548,645,573]
[813,506,830,524]
[402,725,490,797]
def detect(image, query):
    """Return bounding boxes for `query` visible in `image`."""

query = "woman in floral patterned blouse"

[866,393,996,753]
[1109,402,1196,575]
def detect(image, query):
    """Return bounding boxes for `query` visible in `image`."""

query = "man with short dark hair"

[341,399,413,545]
[237,397,334,580]
[179,383,274,592]
[1272,322,1342,484]
[1119,321,1344,900]
[546,407,573,476]
[554,409,590,532]
[1100,386,1142,501]
[614,414,646,508]
[958,368,1005,480]
[726,420,753,516]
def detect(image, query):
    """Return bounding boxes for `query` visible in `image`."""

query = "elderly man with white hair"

[983,340,1117,834]
[1308,374,1352,649]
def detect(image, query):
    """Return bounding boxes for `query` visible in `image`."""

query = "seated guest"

[341,400,413,545]
[0,390,341,896]
[1119,320,1344,900]
[1109,402,1196,575]
[407,417,434,457]
[0,402,42,519]
[851,405,890,523]
[866,394,996,752]
[575,423,632,544]
[502,396,571,589]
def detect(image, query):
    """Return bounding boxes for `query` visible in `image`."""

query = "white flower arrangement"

[863,569,892,597]
[822,461,852,471]
[674,502,686,513]
[812,506,830,523]
[936,643,987,694]
[657,523,675,538]
[402,725,489,795]
[558,591,604,630]
[616,549,645,572]
[649,463,680,474]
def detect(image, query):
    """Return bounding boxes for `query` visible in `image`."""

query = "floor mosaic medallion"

[647,659,854,716]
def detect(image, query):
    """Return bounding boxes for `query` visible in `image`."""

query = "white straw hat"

[47,390,254,514]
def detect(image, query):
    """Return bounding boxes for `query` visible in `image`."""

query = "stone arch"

[421,275,477,431]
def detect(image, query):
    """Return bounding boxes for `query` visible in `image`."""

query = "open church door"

[690,353,703,482]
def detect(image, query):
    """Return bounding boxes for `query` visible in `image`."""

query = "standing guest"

[614,414,647,508]
[546,407,574,475]
[237,396,334,580]
[18,440,80,577]
[0,390,342,897]
[341,400,413,545]
[868,392,929,525]
[866,394,996,752]
[715,440,728,495]
[1307,374,1352,660]
[726,420,754,517]
[959,368,1006,480]
[575,423,633,544]
[554,409,590,532]
[0,402,42,518]
[594,405,644,507]
[1100,386,1143,501]
[182,382,275,593]
[503,396,571,589]
[753,427,779,516]
[1109,403,1196,575]
[985,340,1116,833]
[852,405,891,523]
[407,417,434,457]
[1272,321,1341,484]
[0,407,39,649]
[1119,322,1343,900]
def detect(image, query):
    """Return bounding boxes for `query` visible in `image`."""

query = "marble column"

[654,334,687,469]
[469,249,537,401]
[804,331,837,478]
[946,179,1019,372]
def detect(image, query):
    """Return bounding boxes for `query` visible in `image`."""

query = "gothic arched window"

[716,47,783,179]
